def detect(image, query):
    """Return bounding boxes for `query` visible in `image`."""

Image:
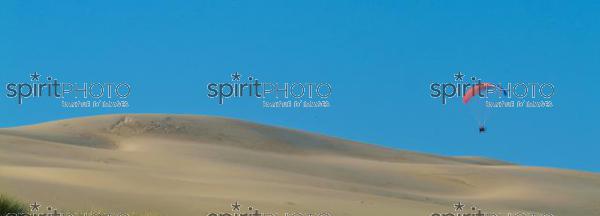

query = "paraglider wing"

[462,82,502,104]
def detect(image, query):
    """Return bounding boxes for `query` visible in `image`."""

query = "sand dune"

[0,114,599,215]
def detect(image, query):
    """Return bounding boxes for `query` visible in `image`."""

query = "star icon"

[30,72,41,81]
[454,72,464,81]
[30,202,41,211]
[231,72,241,81]
[454,202,465,211]
[231,201,241,211]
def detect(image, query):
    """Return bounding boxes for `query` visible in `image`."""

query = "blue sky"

[1,1,599,172]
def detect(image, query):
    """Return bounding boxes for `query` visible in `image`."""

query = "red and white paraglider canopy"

[462,82,506,104]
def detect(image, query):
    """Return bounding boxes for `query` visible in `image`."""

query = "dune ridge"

[0,114,598,215]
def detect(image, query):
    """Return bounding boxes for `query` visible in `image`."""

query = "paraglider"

[462,82,507,134]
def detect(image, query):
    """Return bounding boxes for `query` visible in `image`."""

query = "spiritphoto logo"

[5,72,132,108]
[430,202,554,216]
[429,72,555,108]
[207,72,332,108]
[4,201,130,216]
[207,201,331,216]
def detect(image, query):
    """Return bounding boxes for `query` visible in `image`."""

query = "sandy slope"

[0,114,598,215]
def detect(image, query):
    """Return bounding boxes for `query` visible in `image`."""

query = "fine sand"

[0,114,599,215]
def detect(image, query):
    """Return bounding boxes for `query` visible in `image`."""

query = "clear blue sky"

[1,1,599,172]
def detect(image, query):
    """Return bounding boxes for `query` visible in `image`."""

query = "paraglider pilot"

[479,126,486,133]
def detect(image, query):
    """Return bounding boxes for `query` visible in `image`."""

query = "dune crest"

[0,114,599,215]
[3,114,502,164]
